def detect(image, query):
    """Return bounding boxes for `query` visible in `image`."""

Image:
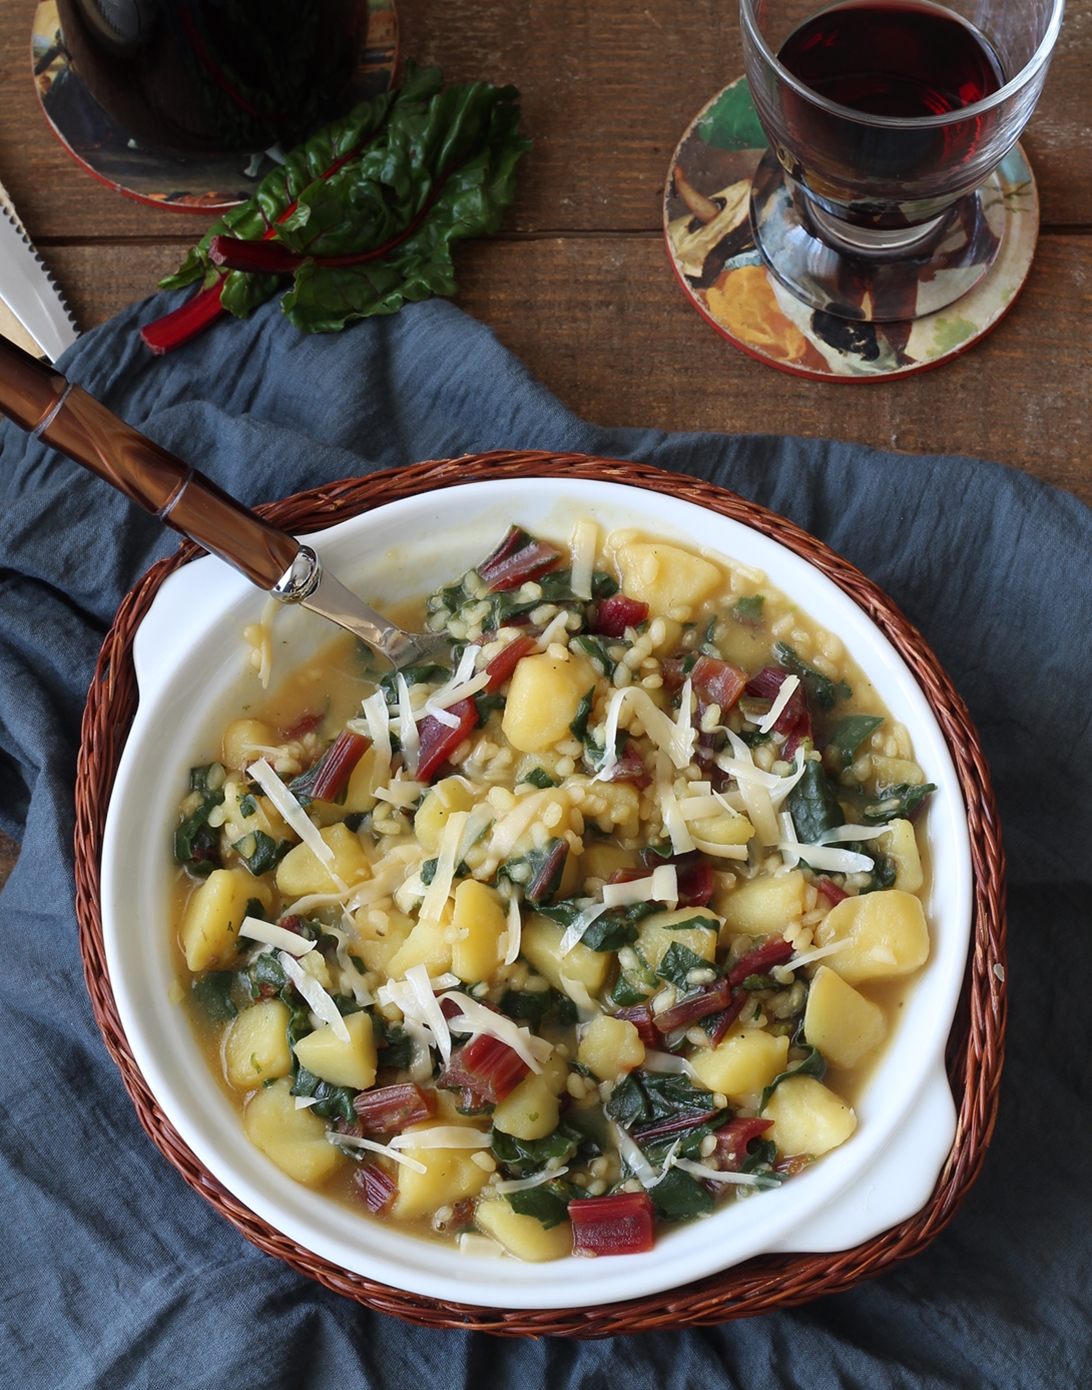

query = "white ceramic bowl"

[101,477,972,1311]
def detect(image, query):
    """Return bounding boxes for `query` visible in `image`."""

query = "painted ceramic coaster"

[31,0,398,213]
[663,77,1038,380]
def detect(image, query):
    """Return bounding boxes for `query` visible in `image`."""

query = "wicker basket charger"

[73,452,1006,1337]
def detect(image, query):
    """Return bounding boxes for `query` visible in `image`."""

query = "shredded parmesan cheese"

[405,963,452,1065]
[419,810,468,923]
[758,674,800,734]
[239,917,315,956]
[396,673,420,777]
[558,900,610,956]
[594,685,696,781]
[494,1166,569,1194]
[361,691,392,788]
[278,951,350,1042]
[390,1127,492,1150]
[327,1132,428,1173]
[249,759,348,891]
[502,883,523,965]
[660,789,696,855]
[570,519,597,601]
[441,991,551,1070]
[673,1156,765,1186]
[601,865,678,909]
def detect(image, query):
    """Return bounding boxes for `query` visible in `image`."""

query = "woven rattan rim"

[74,452,1006,1337]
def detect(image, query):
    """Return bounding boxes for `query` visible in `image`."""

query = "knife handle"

[0,334,300,591]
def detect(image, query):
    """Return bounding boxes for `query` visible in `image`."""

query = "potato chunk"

[501,653,595,753]
[815,889,930,985]
[243,1078,345,1184]
[492,1072,560,1140]
[577,1015,645,1083]
[276,822,371,898]
[716,871,804,937]
[221,718,274,772]
[764,1075,857,1158]
[476,1200,573,1262]
[689,1028,789,1107]
[803,966,886,1069]
[616,541,723,610]
[636,907,720,972]
[392,1124,490,1221]
[292,1011,377,1090]
[415,777,476,854]
[179,867,268,972]
[353,907,414,975]
[386,913,454,979]
[520,915,610,997]
[451,879,507,983]
[224,999,293,1090]
[875,818,924,893]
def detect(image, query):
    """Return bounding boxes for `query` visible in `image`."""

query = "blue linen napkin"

[2,291,1089,1389]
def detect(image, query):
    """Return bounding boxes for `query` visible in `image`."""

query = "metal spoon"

[0,336,451,669]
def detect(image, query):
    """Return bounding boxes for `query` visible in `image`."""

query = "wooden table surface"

[0,0,1089,889]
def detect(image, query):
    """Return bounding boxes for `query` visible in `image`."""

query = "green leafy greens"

[160,63,530,334]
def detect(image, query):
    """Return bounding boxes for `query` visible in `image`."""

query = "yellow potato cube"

[221,718,274,772]
[590,780,641,837]
[275,822,371,898]
[616,541,723,611]
[539,1051,571,1096]
[451,879,507,983]
[475,1200,573,1262]
[387,913,454,979]
[292,1011,377,1090]
[179,867,268,972]
[764,1074,857,1157]
[223,999,293,1090]
[520,915,610,997]
[636,907,720,972]
[716,871,805,937]
[392,1124,490,1222]
[492,1072,560,1140]
[341,745,380,815]
[577,1015,645,1082]
[501,654,596,753]
[579,844,640,882]
[689,812,755,846]
[243,1078,345,1184]
[414,777,477,854]
[689,1028,789,1107]
[870,756,925,792]
[803,966,887,1069]
[353,907,415,975]
[815,889,930,985]
[875,818,924,893]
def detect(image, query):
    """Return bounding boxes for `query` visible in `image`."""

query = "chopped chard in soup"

[172,524,936,1261]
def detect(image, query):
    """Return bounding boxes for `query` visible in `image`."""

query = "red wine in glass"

[777,0,1005,205]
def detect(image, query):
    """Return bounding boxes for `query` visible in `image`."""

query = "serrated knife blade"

[0,179,78,363]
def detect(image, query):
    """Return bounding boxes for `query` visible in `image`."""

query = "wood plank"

[2,0,1090,242]
[43,233,1092,508]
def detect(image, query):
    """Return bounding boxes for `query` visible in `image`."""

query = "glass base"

[749,150,1004,323]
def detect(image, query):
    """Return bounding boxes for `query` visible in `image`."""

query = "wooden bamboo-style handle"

[0,334,299,590]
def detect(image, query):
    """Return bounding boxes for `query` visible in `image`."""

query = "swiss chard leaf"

[655,941,719,989]
[506,1185,571,1230]
[777,643,850,711]
[786,760,845,845]
[568,634,619,678]
[826,714,884,767]
[569,688,595,742]
[537,899,655,953]
[759,1045,828,1114]
[190,972,237,1023]
[521,766,558,789]
[490,1122,582,1176]
[733,594,765,627]
[161,63,530,336]
[500,988,554,1030]
[648,1166,715,1220]
[174,788,225,877]
[606,1071,716,1131]
[378,664,449,705]
[231,829,292,877]
[863,783,937,824]
[290,1068,358,1124]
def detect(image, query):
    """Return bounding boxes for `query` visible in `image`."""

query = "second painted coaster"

[663,78,1038,381]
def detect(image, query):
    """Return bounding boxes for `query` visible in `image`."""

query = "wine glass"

[740,0,1065,321]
